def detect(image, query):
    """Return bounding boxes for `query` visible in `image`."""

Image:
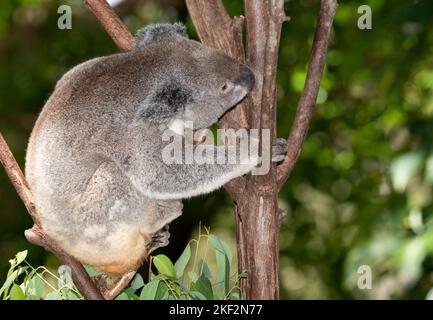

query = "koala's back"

[24,48,182,273]
[26,50,156,197]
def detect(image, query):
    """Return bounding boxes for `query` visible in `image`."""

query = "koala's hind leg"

[148,225,171,254]
[67,161,161,274]
[143,200,183,254]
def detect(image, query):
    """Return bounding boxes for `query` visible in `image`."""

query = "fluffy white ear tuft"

[135,23,187,48]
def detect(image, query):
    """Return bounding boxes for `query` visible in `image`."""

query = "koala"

[25,23,287,274]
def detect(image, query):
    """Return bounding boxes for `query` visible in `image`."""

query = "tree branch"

[253,0,288,194]
[244,0,270,129]
[260,0,288,134]
[93,270,136,300]
[0,135,40,227]
[277,0,337,188]
[0,133,104,300]
[84,0,135,52]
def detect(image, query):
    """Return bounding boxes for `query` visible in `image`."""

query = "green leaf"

[26,274,45,299]
[9,284,25,300]
[229,292,240,300]
[66,291,80,300]
[190,291,207,300]
[188,271,199,283]
[130,274,145,290]
[115,292,129,300]
[15,250,28,265]
[153,255,176,278]
[208,235,233,265]
[140,279,160,300]
[0,269,19,298]
[123,287,138,299]
[45,291,62,300]
[84,265,104,278]
[174,244,191,279]
[155,281,168,300]
[208,235,232,295]
[162,291,172,300]
[197,259,212,279]
[190,274,213,300]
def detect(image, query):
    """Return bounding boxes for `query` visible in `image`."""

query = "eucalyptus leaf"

[190,274,213,300]
[67,291,79,300]
[28,275,45,299]
[15,250,28,265]
[174,244,191,279]
[84,265,104,278]
[188,271,199,283]
[130,274,145,290]
[9,284,25,300]
[190,291,207,300]
[155,281,168,300]
[45,291,62,300]
[197,259,212,279]
[0,269,19,298]
[140,279,160,300]
[153,254,176,278]
[115,292,129,300]
[208,235,231,295]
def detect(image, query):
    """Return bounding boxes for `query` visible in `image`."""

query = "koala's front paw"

[148,225,170,254]
[272,138,288,163]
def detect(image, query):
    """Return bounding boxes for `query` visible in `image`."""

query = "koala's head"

[135,23,255,133]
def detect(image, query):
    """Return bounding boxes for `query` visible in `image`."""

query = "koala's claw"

[148,225,170,254]
[272,138,288,163]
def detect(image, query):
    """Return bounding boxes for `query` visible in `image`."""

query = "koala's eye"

[220,82,234,93]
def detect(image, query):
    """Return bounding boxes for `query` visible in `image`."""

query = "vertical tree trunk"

[186,0,337,299]
[186,0,285,299]
[235,190,280,299]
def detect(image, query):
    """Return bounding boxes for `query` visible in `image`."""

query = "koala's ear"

[137,81,192,124]
[135,23,188,48]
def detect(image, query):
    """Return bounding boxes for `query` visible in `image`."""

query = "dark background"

[1,0,433,299]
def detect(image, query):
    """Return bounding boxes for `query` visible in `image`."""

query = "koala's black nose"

[239,65,255,90]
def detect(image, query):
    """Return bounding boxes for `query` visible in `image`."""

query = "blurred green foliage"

[1,231,242,300]
[1,0,433,299]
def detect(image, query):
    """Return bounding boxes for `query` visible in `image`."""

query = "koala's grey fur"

[25,23,284,274]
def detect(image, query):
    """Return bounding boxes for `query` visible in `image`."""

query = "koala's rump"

[25,104,171,273]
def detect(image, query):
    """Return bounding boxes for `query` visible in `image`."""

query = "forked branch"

[277,0,337,188]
